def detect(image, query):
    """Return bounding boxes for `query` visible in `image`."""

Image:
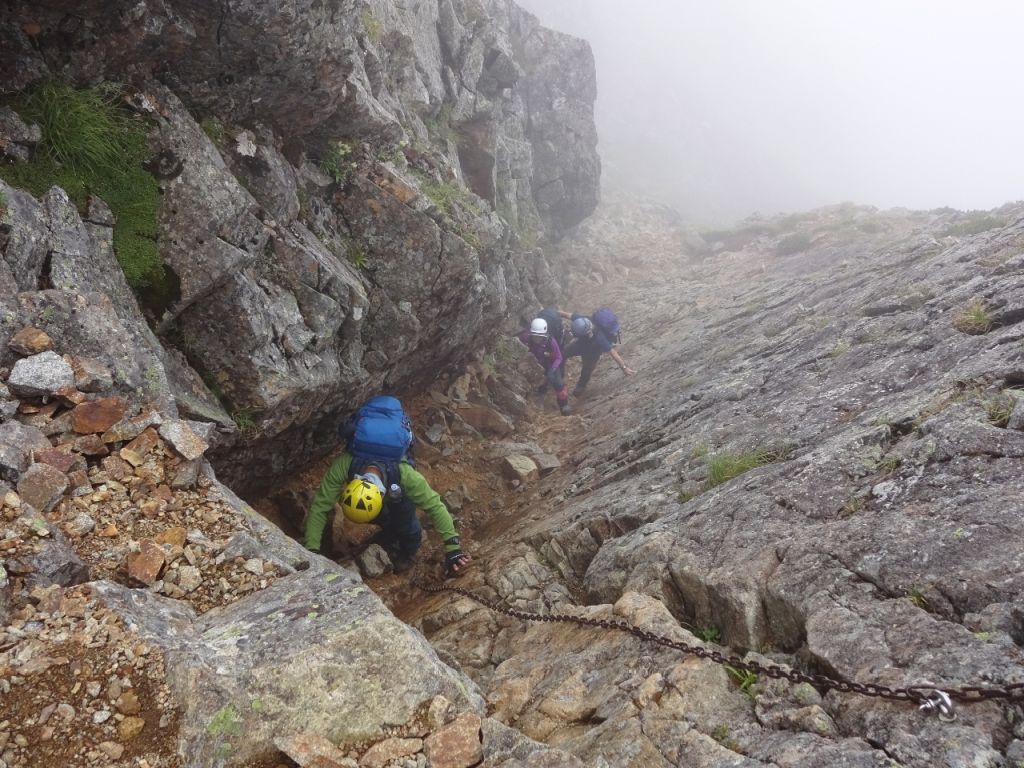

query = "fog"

[514,0,1024,225]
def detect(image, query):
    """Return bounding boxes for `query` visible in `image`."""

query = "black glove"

[544,367,561,386]
[445,549,470,577]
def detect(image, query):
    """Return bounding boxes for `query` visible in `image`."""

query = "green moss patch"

[0,81,163,289]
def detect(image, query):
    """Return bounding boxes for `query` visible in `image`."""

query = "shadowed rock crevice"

[136,265,182,324]
[35,250,54,290]
[456,116,497,204]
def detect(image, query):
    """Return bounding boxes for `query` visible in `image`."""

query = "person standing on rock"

[558,308,636,396]
[515,309,572,415]
[304,396,470,577]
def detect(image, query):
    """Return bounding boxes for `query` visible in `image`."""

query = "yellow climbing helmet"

[341,477,383,523]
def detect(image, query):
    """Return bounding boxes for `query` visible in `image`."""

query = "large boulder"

[92,564,484,766]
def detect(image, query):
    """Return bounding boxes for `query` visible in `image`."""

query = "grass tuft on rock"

[0,81,162,288]
[705,448,784,489]
[953,300,992,335]
[679,446,788,504]
[320,140,358,185]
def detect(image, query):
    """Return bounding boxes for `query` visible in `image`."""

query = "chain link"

[418,582,1024,711]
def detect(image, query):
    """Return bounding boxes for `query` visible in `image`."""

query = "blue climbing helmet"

[571,316,593,338]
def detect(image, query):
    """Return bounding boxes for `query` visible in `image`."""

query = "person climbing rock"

[558,307,637,396]
[304,396,470,577]
[515,309,572,415]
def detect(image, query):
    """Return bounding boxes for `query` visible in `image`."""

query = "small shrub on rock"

[953,301,992,335]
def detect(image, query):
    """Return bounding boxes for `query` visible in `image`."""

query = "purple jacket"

[516,330,563,371]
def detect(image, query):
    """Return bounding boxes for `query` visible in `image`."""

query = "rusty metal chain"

[418,581,1024,719]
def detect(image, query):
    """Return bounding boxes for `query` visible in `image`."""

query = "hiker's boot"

[392,555,416,575]
[559,403,572,416]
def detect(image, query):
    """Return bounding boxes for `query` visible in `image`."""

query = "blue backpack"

[592,308,622,344]
[345,396,414,462]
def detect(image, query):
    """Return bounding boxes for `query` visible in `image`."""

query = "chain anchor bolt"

[916,688,956,722]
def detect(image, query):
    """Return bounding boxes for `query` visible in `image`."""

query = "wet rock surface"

[385,201,1024,768]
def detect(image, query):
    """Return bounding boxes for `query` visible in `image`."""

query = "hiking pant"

[575,352,602,392]
[541,364,569,406]
[373,495,422,559]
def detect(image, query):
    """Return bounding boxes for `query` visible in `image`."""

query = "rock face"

[0,184,173,411]
[407,202,1024,768]
[0,0,599,494]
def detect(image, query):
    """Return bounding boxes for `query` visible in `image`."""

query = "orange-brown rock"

[16,463,68,514]
[274,733,350,768]
[54,385,87,406]
[117,716,145,741]
[423,713,483,768]
[139,498,164,518]
[100,455,133,481]
[18,401,58,416]
[125,540,165,585]
[33,447,80,474]
[119,448,145,467]
[361,737,423,768]
[123,427,160,459]
[114,690,141,715]
[158,420,208,460]
[153,526,187,548]
[65,354,113,393]
[67,469,92,497]
[71,397,128,434]
[152,484,174,502]
[9,327,52,356]
[135,465,164,486]
[73,434,109,457]
[101,412,161,443]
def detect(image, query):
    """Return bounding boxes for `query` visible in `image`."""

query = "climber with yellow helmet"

[303,396,470,577]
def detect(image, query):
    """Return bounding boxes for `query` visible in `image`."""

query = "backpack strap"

[538,307,564,346]
[349,457,402,489]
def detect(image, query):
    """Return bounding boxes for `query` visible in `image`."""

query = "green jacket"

[303,452,460,553]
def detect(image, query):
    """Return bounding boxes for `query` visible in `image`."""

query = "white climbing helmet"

[530,318,549,337]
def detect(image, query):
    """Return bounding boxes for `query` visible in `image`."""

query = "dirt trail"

[251,239,695,629]
[356,274,684,622]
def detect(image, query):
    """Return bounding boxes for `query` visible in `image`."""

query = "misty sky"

[514,0,1024,225]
